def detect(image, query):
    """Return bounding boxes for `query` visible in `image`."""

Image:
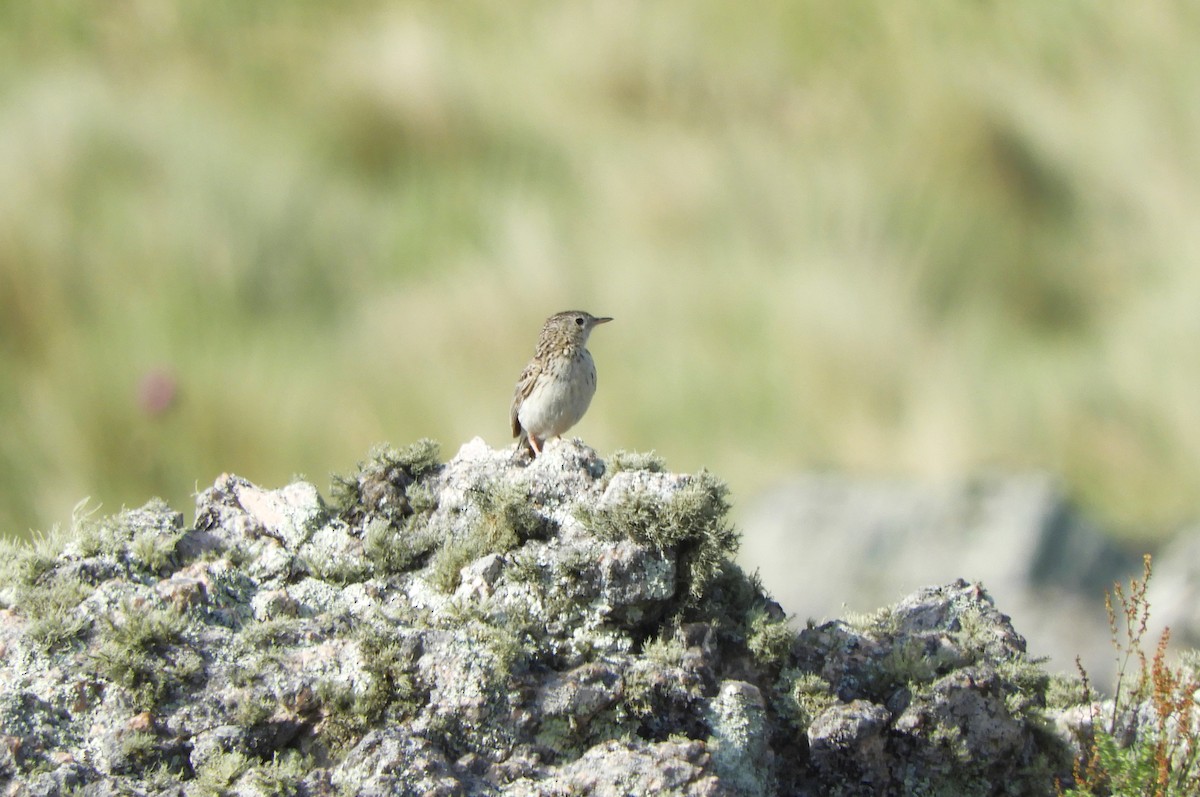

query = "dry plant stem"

[1149,629,1200,794]
[1063,553,1200,797]
[1106,554,1153,737]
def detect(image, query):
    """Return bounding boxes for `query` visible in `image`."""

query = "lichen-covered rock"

[504,739,728,797]
[706,680,773,797]
[742,473,1142,683]
[807,699,892,787]
[795,582,1069,795]
[0,438,1084,795]
[332,728,462,797]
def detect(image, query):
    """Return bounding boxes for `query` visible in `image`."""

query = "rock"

[807,699,892,788]
[740,472,1142,680]
[536,662,621,723]
[505,739,729,797]
[331,728,463,797]
[794,580,1067,795]
[706,680,772,797]
[0,439,1110,794]
[455,551,506,600]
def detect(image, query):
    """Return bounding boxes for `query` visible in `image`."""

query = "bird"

[511,310,612,457]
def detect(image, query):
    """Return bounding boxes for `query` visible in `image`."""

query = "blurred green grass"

[2,0,1199,541]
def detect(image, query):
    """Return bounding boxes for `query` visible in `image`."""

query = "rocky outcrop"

[0,439,1087,795]
[740,473,1148,682]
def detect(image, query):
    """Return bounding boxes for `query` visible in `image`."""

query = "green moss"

[313,624,423,755]
[63,498,104,556]
[0,536,59,592]
[578,491,657,543]
[534,716,581,754]
[363,516,438,575]
[391,439,442,479]
[774,669,836,733]
[140,760,189,791]
[128,528,180,574]
[229,651,286,689]
[350,624,421,722]
[20,575,95,653]
[330,440,442,523]
[194,750,253,797]
[642,634,688,668]
[429,481,548,593]
[233,693,277,728]
[612,655,707,744]
[503,549,546,585]
[0,529,95,645]
[607,449,667,475]
[311,681,363,755]
[746,607,796,669]
[443,594,554,670]
[882,637,955,689]
[327,442,444,582]
[304,548,369,586]
[996,657,1052,718]
[620,665,665,721]
[845,605,897,635]
[580,470,739,605]
[930,721,967,755]
[71,500,185,575]
[476,621,528,676]
[119,731,160,767]
[404,482,439,514]
[608,638,697,735]
[682,563,775,658]
[477,481,553,545]
[1044,672,1088,711]
[665,472,741,600]
[73,520,120,561]
[949,602,1002,662]
[240,751,315,797]
[429,539,477,593]
[241,617,304,649]
[91,602,201,710]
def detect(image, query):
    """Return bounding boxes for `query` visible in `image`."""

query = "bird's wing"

[510,359,541,438]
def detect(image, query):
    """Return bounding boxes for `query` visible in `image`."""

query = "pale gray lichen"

[707,680,774,797]
[0,438,1087,796]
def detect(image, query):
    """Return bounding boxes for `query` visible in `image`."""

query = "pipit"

[511,310,612,456]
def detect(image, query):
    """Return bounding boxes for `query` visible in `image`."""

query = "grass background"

[2,0,1199,547]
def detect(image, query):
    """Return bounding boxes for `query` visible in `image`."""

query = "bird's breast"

[517,350,598,437]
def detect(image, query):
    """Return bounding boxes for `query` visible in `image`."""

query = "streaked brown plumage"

[511,311,612,456]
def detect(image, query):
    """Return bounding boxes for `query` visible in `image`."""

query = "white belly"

[518,351,597,439]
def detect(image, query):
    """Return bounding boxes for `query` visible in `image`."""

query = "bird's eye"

[575,316,585,326]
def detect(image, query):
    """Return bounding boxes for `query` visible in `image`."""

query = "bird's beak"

[594,317,613,325]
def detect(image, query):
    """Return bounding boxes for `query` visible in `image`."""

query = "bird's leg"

[529,435,543,456]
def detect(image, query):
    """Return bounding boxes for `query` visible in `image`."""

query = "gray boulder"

[740,473,1144,681]
[0,439,1090,795]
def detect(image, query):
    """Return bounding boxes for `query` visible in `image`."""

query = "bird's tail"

[514,426,535,457]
